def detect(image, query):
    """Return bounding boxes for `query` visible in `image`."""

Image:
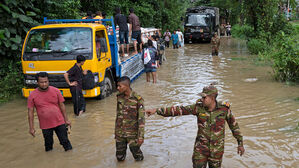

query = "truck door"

[95,29,109,81]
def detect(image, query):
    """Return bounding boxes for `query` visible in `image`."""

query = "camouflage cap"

[198,84,218,97]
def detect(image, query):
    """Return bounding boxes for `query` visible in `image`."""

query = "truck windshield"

[23,27,92,61]
[185,14,209,26]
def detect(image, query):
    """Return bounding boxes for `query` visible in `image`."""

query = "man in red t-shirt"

[27,72,72,152]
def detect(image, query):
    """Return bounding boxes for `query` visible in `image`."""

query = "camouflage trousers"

[212,46,219,56]
[115,137,144,161]
[192,145,223,168]
[192,152,223,168]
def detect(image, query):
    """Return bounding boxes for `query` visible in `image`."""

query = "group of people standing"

[220,22,231,37]
[26,10,244,167]
[82,8,143,57]
[27,58,245,168]
[211,22,231,56]
[82,11,107,24]
[114,77,245,167]
[114,7,143,57]
[163,29,184,49]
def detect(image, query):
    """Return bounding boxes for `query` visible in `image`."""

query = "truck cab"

[184,6,219,43]
[21,17,144,99]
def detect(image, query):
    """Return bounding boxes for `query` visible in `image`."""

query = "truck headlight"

[25,80,37,84]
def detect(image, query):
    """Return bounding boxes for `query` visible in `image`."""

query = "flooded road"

[1,38,299,168]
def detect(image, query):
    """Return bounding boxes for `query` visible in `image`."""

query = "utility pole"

[240,0,243,25]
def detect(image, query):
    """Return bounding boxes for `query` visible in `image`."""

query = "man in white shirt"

[226,23,231,36]
[176,29,184,47]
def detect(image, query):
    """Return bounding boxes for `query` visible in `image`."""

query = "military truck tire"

[99,77,113,99]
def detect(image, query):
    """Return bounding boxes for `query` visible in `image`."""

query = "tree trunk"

[239,0,244,25]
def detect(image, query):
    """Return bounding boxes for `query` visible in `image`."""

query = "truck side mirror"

[99,38,108,53]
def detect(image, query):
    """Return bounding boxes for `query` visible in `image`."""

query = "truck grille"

[24,74,69,88]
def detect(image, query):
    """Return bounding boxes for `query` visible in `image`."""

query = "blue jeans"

[145,67,157,72]
[132,30,142,44]
[119,31,129,44]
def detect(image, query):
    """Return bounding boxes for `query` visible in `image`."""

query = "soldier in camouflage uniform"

[211,33,220,56]
[115,76,145,161]
[146,84,245,168]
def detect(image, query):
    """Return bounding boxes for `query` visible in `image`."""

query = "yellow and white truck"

[21,17,144,99]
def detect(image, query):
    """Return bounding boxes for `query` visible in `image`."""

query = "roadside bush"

[270,14,294,36]
[291,22,299,34]
[260,31,299,82]
[0,60,24,103]
[231,24,255,40]
[0,0,82,103]
[247,38,268,55]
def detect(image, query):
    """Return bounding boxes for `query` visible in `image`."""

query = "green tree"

[193,0,241,24]
[33,0,81,20]
[79,0,188,31]
[0,0,82,102]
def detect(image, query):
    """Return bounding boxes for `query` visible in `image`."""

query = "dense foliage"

[229,0,299,82]
[194,0,241,25]
[80,0,188,31]
[260,26,299,82]
[0,1,38,102]
[0,0,83,102]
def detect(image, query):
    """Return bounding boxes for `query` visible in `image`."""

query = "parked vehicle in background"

[184,6,219,43]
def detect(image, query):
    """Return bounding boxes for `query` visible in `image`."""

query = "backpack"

[82,70,95,90]
[143,48,151,65]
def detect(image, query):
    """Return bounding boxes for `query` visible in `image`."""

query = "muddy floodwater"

[1,38,299,168]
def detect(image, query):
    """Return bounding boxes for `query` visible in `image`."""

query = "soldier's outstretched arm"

[155,104,198,117]
[137,97,145,145]
[226,108,245,156]
[226,109,243,145]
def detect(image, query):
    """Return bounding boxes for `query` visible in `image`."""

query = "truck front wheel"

[99,77,113,99]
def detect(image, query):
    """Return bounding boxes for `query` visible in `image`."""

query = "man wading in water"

[27,72,72,152]
[114,76,145,161]
[64,55,88,116]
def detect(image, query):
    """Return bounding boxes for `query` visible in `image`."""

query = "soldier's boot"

[129,146,144,161]
[116,141,127,161]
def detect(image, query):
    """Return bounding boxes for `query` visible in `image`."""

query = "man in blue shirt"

[171,30,179,49]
